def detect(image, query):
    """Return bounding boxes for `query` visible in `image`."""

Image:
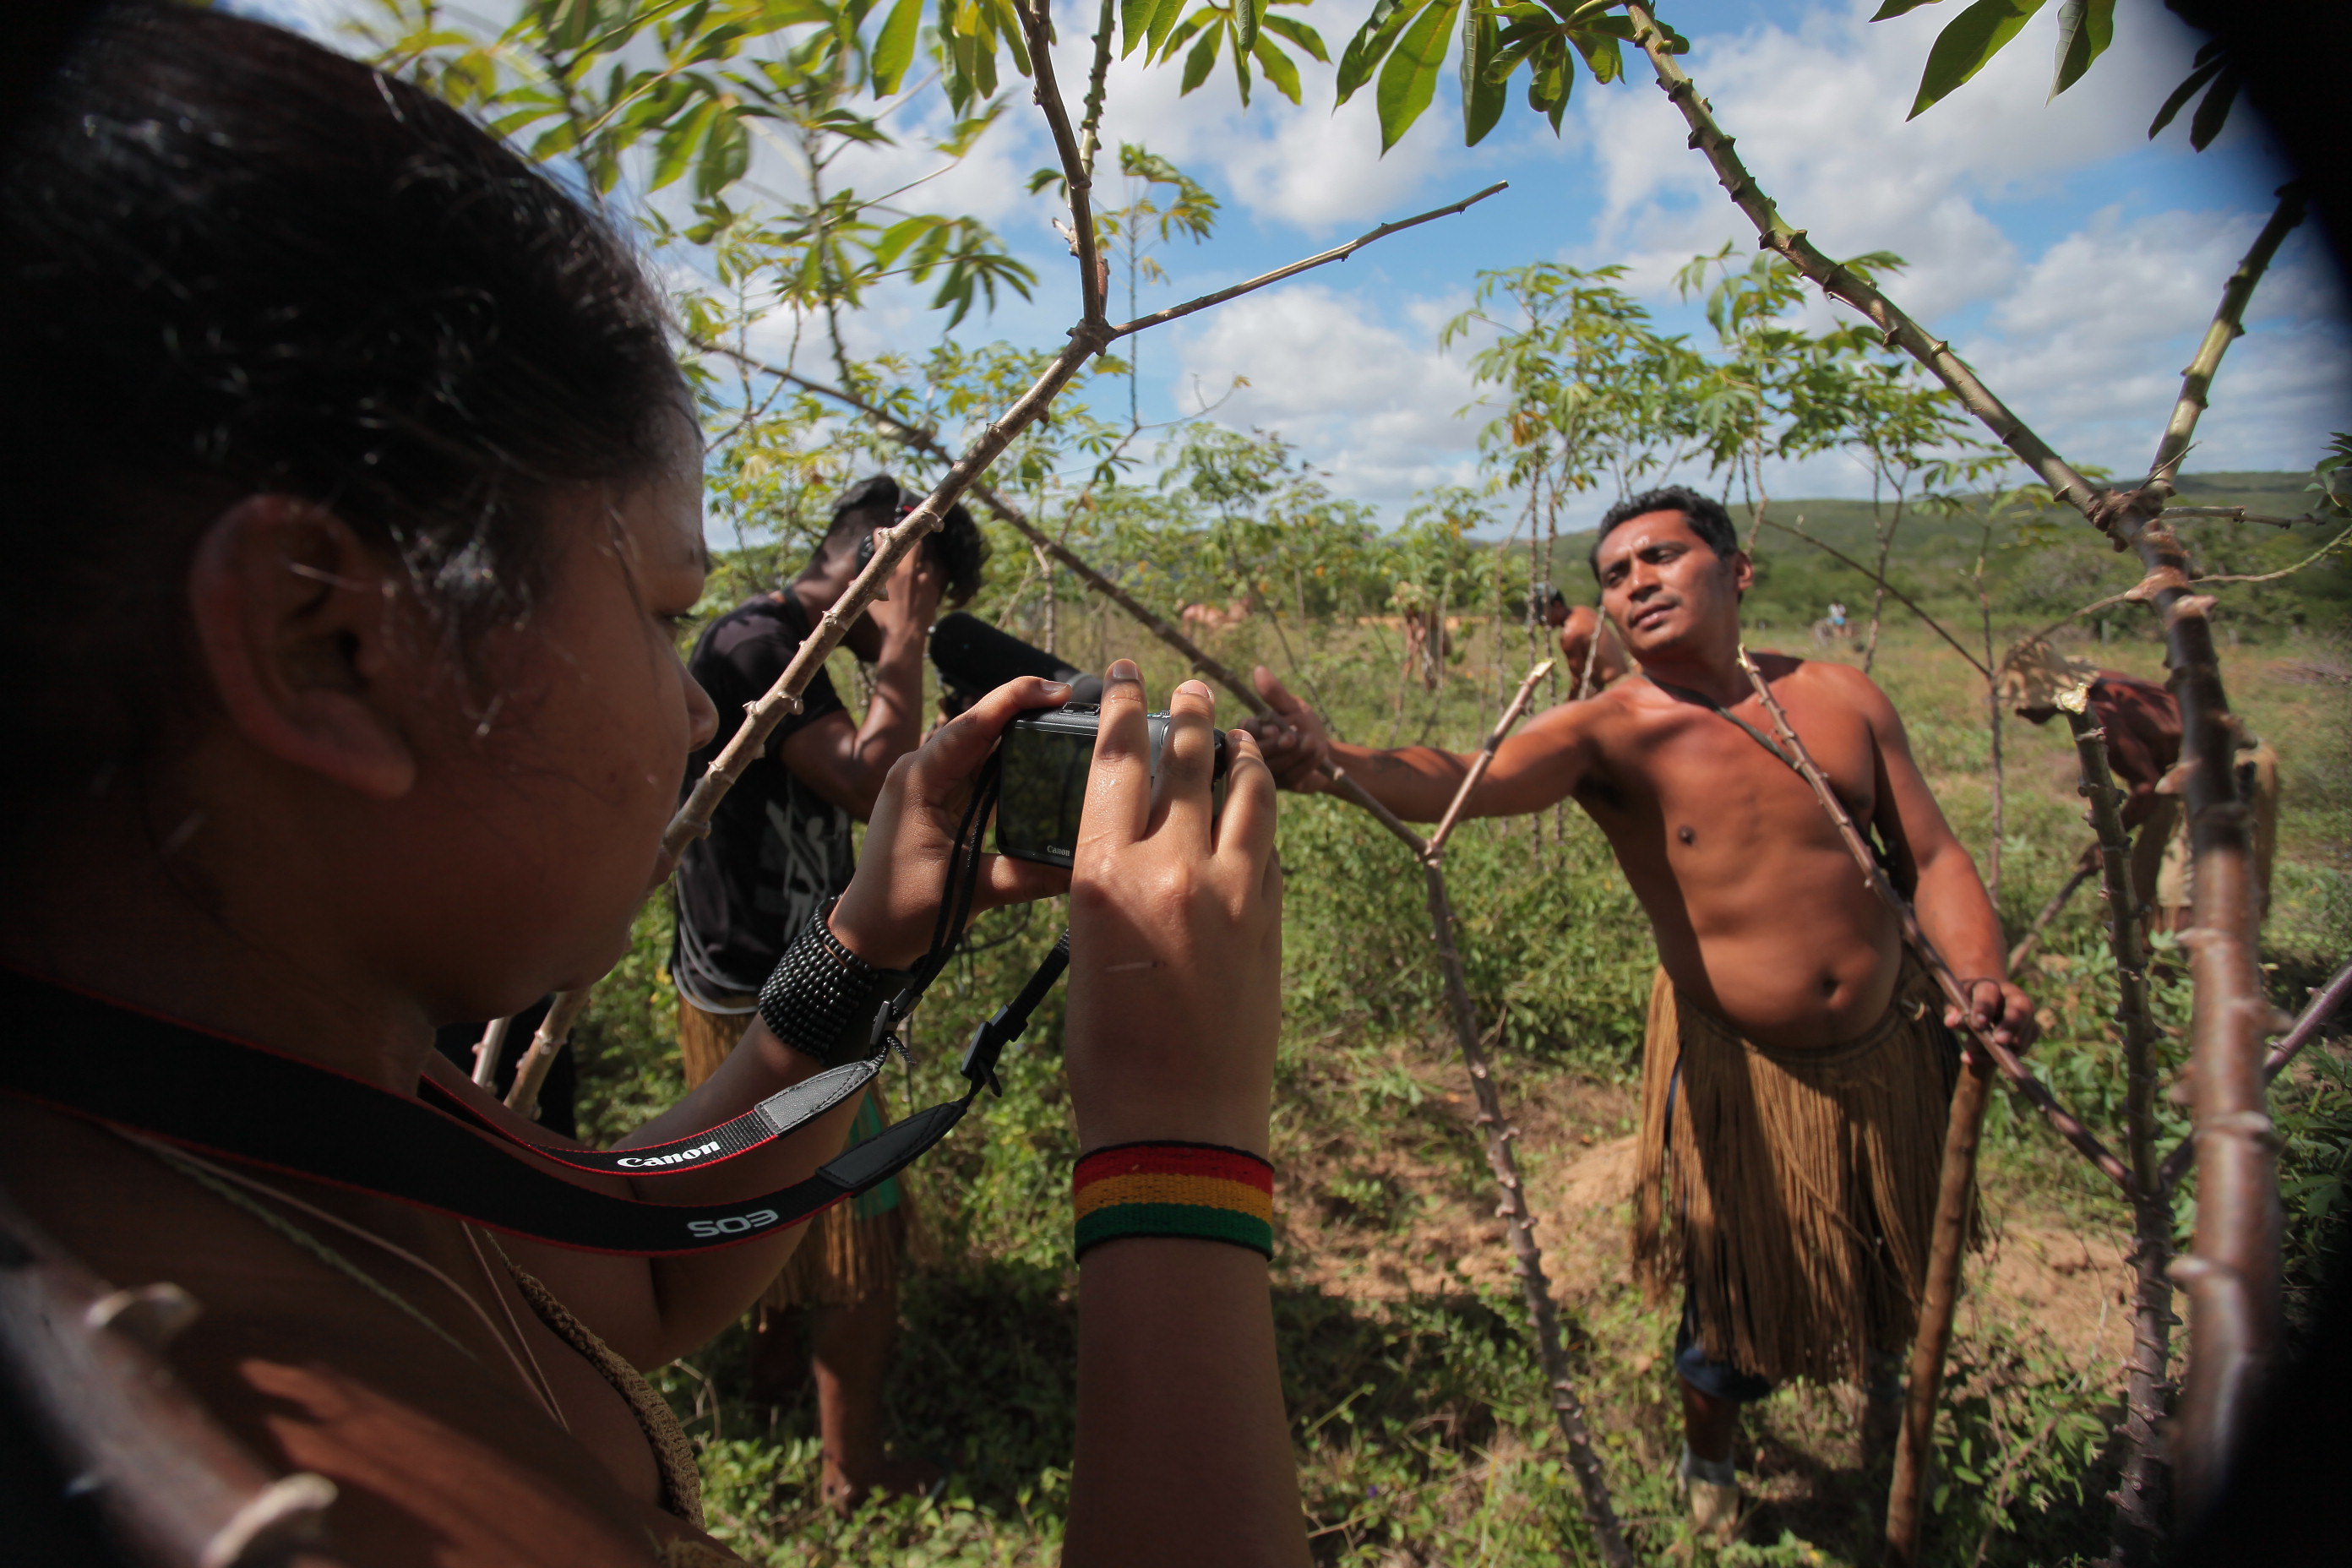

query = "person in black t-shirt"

[671,474,986,1511]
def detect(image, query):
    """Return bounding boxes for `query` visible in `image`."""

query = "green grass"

[582,564,2349,1565]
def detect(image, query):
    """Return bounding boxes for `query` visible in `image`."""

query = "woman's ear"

[186,495,418,800]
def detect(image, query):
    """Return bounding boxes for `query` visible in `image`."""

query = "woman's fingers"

[1150,679,1217,848]
[1080,660,1152,852]
[1216,727,1278,874]
[907,676,1070,798]
[973,852,1072,912]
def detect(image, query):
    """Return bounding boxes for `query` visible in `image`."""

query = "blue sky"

[262,1,2347,530]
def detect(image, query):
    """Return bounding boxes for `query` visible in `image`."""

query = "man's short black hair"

[814,473,988,608]
[1587,486,1740,578]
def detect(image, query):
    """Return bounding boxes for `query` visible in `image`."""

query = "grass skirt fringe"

[1631,959,1963,1386]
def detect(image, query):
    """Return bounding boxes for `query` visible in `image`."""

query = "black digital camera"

[995,705,1229,869]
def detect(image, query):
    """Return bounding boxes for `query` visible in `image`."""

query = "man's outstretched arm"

[1242,667,1593,823]
[1849,669,2038,1050]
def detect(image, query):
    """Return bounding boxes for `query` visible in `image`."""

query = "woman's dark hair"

[1587,486,1740,575]
[1,2,683,808]
[815,474,989,609]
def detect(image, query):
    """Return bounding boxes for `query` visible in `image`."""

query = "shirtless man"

[1247,486,2033,1536]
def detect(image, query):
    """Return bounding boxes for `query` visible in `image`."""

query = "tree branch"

[2260,957,2352,1082]
[1018,0,1107,324]
[1107,182,1510,340]
[2057,686,2175,1563]
[2146,185,2308,494]
[1077,0,1115,182]
[1758,516,1987,678]
[1425,660,1554,860]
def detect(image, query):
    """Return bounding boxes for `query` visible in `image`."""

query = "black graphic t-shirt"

[672,593,855,1008]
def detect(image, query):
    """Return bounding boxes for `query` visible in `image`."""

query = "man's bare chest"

[1576,693,1878,858]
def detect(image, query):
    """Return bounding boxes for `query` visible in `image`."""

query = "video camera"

[928,613,1223,869]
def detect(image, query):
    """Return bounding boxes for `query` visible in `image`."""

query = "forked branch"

[1018,0,1107,323]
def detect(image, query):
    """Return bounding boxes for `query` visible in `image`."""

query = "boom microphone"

[929,612,1102,714]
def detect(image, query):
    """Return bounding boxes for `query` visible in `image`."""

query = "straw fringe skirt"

[677,997,923,1311]
[1631,960,1963,1386]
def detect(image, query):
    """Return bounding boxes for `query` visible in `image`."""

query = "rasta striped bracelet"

[1072,1141,1274,1260]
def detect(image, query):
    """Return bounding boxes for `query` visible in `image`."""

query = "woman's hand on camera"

[1064,662,1282,1157]
[828,676,1072,970]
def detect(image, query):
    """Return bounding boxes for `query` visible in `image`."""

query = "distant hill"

[1533,473,2346,636]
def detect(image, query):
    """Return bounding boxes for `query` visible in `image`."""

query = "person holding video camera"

[671,474,984,1509]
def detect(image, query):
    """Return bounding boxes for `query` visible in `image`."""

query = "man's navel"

[1676,825,1695,846]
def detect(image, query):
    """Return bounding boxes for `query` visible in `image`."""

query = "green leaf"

[1336,0,1426,106]
[1261,14,1328,63]
[1459,3,1506,146]
[694,112,750,199]
[1120,0,1159,57]
[1906,0,2049,120]
[2188,63,2240,150]
[1179,20,1222,93]
[1147,0,1192,59]
[1870,0,1945,18]
[2047,0,2111,97]
[1569,25,1621,84]
[1236,0,1263,57]
[1253,32,1303,103]
[2147,51,2224,139]
[870,0,924,93]
[650,98,715,190]
[1376,0,1458,153]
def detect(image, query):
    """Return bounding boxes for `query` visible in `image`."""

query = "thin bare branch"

[1426,660,1554,859]
[687,339,1436,858]
[504,986,595,1116]
[2161,506,2330,528]
[2262,957,2352,1082]
[1757,517,1987,678]
[2006,856,2097,973]
[1017,0,1107,324]
[1107,182,1510,340]
[1734,651,2132,1187]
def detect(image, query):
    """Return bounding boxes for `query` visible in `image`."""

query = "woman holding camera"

[0,6,1305,1565]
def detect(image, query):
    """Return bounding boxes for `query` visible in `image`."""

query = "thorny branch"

[1017,0,1107,324]
[2058,684,2173,1563]
[2127,188,2308,1524]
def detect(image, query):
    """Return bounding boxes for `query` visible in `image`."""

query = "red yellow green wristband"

[1073,1141,1274,1260]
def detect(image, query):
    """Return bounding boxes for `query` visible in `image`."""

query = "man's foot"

[822,1455,945,1515]
[1678,1444,1740,1544]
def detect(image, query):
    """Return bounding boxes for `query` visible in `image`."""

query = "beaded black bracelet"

[757,899,917,1069]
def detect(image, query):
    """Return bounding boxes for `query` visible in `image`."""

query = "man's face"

[1593,509,1750,659]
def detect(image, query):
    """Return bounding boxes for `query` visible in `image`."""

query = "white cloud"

[1168,281,1482,506]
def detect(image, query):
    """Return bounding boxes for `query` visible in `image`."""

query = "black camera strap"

[0,938,1064,1255]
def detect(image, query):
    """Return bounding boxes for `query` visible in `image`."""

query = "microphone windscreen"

[929,612,1081,697]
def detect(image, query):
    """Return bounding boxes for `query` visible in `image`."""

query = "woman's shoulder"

[0,1102,681,1567]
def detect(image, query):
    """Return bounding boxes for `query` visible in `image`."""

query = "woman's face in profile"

[400,418,718,1015]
